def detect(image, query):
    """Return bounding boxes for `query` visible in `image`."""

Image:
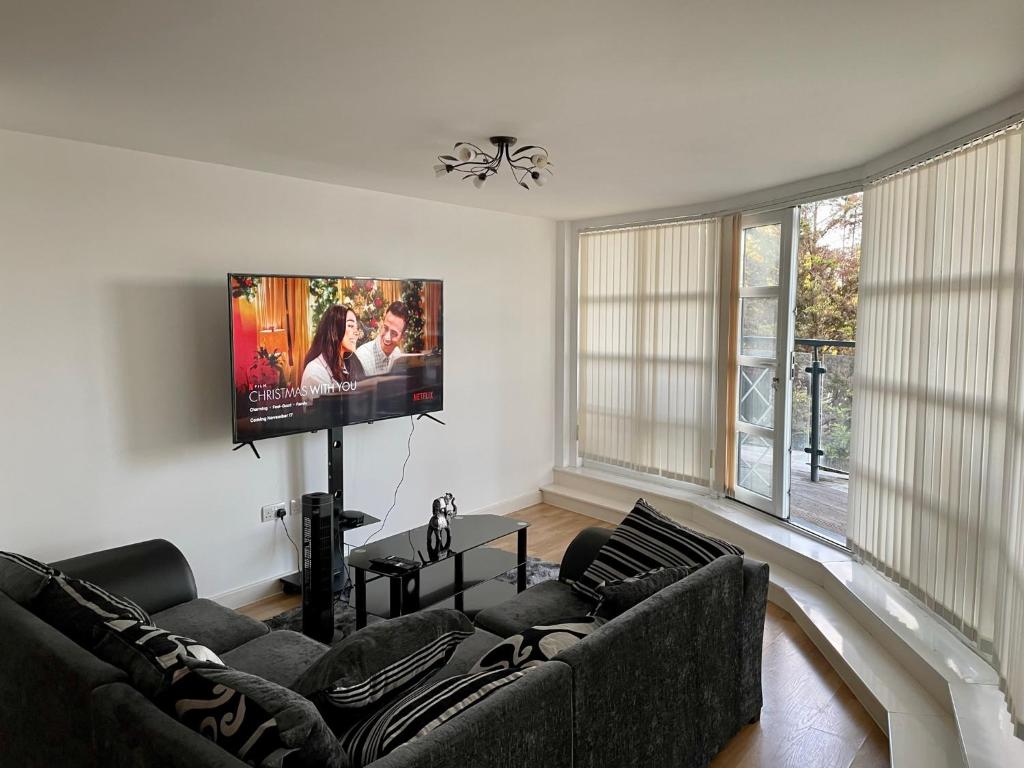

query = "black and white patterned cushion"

[0,551,59,604]
[570,498,744,601]
[29,574,151,649]
[470,617,605,673]
[171,661,347,768]
[93,618,223,699]
[338,667,531,766]
[292,609,473,717]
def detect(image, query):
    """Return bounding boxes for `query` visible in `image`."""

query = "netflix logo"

[412,391,434,402]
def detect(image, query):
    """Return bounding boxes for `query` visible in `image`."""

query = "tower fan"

[301,492,334,643]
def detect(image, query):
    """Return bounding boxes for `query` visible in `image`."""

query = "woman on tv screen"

[300,304,365,397]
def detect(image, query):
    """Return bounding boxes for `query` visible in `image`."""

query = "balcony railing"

[793,338,855,482]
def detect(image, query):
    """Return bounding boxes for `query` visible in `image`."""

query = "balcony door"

[733,209,797,518]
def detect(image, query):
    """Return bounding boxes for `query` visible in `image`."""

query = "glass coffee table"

[347,514,529,629]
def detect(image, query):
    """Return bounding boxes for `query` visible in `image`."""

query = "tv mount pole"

[328,426,344,517]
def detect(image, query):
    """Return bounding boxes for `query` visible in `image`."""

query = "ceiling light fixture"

[434,136,552,190]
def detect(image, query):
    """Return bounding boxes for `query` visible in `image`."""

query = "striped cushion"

[470,617,605,673]
[319,629,472,711]
[292,609,474,719]
[30,573,151,649]
[570,498,743,601]
[338,667,530,766]
[0,551,59,604]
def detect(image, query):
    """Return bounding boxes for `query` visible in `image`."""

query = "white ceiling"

[2,1,1023,221]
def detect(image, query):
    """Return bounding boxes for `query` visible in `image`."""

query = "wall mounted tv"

[228,274,443,443]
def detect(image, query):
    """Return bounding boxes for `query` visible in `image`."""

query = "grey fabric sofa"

[475,526,771,768]
[0,539,572,768]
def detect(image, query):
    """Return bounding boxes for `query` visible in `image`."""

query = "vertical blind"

[578,219,720,485]
[850,123,1024,735]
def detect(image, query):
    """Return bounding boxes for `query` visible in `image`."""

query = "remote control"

[370,555,419,573]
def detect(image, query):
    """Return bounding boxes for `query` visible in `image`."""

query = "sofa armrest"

[0,591,125,768]
[366,661,573,768]
[555,554,744,768]
[92,683,248,768]
[52,539,198,615]
[558,527,613,583]
[739,558,770,724]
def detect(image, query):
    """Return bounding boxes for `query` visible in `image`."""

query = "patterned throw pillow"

[29,574,151,649]
[337,667,531,767]
[590,565,694,620]
[0,551,59,605]
[292,609,473,720]
[92,618,222,699]
[171,661,348,768]
[570,498,744,601]
[469,617,606,673]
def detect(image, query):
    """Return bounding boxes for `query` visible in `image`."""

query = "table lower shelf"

[351,546,521,621]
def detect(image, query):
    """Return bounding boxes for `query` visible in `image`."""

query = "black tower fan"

[301,492,334,643]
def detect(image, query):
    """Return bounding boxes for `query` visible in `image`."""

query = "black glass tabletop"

[347,514,528,575]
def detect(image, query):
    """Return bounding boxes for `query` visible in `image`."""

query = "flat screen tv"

[228,273,443,443]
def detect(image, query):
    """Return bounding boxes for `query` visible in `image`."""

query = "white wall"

[0,129,557,600]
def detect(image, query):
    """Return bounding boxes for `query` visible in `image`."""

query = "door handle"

[772,376,780,392]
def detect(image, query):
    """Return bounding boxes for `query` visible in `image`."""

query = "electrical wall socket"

[261,502,287,524]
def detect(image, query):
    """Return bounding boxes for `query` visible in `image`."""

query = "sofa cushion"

[571,497,744,601]
[473,578,597,638]
[29,574,151,650]
[337,666,532,767]
[172,660,348,768]
[222,629,330,689]
[0,551,58,605]
[92,617,223,699]
[592,565,694,620]
[470,617,605,673]
[151,597,268,654]
[291,609,473,720]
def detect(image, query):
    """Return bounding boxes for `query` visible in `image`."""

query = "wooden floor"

[790,454,849,542]
[238,503,888,767]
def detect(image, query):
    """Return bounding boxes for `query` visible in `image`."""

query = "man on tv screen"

[355,300,408,376]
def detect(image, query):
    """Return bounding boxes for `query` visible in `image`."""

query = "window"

[577,219,720,485]
[851,123,1024,735]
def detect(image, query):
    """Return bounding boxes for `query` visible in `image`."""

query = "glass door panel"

[740,224,782,287]
[737,432,773,497]
[739,298,778,356]
[739,365,775,427]
[733,209,797,518]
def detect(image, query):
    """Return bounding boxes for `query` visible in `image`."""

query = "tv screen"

[228,274,443,443]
